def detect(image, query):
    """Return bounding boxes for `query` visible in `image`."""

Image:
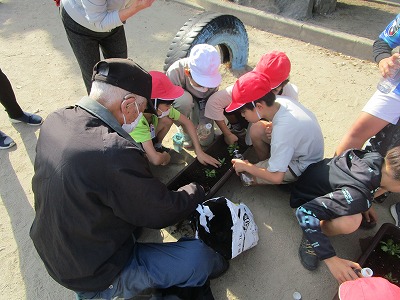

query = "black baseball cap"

[92,58,152,102]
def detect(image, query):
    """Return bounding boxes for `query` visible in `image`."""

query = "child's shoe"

[155,144,171,153]
[177,126,193,149]
[298,234,319,270]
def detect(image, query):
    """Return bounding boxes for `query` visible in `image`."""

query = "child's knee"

[249,121,265,138]
[324,214,362,235]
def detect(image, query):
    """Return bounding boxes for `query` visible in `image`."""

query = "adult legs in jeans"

[75,239,227,300]
[60,8,128,94]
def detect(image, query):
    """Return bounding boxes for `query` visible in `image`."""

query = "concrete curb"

[172,0,374,62]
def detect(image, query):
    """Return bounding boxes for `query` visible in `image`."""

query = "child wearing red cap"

[166,44,222,148]
[130,71,220,167]
[205,51,299,146]
[227,71,323,185]
[339,277,400,299]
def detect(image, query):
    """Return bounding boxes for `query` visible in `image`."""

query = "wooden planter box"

[167,135,249,199]
[332,223,400,300]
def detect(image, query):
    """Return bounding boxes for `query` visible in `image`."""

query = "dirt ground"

[0,0,399,299]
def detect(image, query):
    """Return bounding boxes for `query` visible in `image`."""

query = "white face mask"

[252,102,262,120]
[192,85,209,93]
[122,102,142,133]
[189,77,209,93]
[158,108,170,119]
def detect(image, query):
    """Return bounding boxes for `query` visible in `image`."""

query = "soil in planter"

[167,137,248,195]
[363,233,400,287]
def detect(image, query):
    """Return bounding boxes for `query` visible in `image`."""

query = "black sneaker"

[391,202,400,227]
[10,111,43,126]
[155,145,170,153]
[373,192,390,203]
[298,234,319,270]
[0,131,16,149]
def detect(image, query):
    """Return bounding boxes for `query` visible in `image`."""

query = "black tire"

[163,12,249,72]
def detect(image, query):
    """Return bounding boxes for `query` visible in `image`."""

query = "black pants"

[60,7,128,94]
[0,68,24,119]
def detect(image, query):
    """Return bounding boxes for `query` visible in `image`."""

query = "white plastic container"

[197,123,214,147]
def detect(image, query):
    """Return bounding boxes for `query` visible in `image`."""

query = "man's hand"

[378,53,400,77]
[324,256,362,284]
[196,151,220,168]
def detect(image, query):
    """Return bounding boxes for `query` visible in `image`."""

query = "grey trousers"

[60,7,128,94]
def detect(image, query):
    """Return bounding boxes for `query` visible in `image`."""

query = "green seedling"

[384,272,399,284]
[204,168,217,178]
[218,157,226,166]
[380,239,400,258]
[227,143,239,156]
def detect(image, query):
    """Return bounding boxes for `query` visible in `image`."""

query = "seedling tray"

[358,222,400,286]
[167,135,249,199]
[332,223,400,300]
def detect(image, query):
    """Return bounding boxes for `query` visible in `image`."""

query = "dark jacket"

[290,149,383,260]
[30,99,205,291]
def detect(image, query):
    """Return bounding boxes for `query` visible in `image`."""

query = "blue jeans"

[75,239,226,300]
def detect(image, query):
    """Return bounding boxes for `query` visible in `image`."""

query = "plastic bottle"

[172,132,184,152]
[353,267,373,278]
[361,267,373,278]
[233,149,255,186]
[293,291,302,300]
[197,123,213,147]
[377,65,400,94]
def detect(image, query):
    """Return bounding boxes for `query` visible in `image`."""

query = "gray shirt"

[61,0,133,32]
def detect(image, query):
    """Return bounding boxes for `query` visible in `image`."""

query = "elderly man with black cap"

[30,58,228,299]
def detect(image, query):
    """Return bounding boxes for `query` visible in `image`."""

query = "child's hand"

[362,207,377,224]
[224,132,239,146]
[265,121,273,142]
[231,158,252,174]
[324,256,361,284]
[160,152,171,166]
[197,151,220,168]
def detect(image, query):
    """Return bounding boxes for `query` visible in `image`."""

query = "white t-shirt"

[362,89,400,125]
[268,96,324,176]
[204,82,299,121]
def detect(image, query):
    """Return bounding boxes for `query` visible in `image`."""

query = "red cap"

[339,277,400,300]
[149,71,184,100]
[226,71,271,113]
[254,51,291,89]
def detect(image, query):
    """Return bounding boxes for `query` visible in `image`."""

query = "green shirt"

[130,107,181,143]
